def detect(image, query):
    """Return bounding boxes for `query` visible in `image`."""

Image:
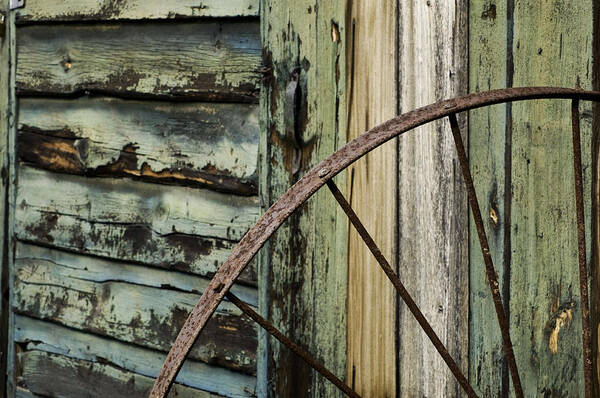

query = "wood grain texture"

[18,351,221,398]
[468,1,510,395]
[15,166,259,284]
[260,0,348,396]
[509,2,593,396]
[0,0,11,394]
[15,317,255,397]
[14,242,258,374]
[345,1,397,397]
[17,22,261,102]
[396,2,469,397]
[16,0,259,22]
[18,98,259,195]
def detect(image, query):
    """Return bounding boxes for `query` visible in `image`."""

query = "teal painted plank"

[16,0,259,22]
[14,243,257,373]
[16,243,257,306]
[19,351,220,398]
[18,97,259,195]
[15,316,255,397]
[17,22,261,101]
[468,0,509,395]
[15,166,259,283]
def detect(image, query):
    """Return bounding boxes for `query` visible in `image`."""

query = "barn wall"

[6,2,262,397]
[470,1,595,396]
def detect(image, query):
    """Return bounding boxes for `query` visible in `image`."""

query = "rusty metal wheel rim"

[150,87,600,398]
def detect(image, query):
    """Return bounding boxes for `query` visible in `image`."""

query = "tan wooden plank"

[345,1,397,396]
[17,22,260,102]
[396,1,469,397]
[395,2,469,396]
[18,98,259,195]
[509,1,593,396]
[16,0,259,22]
[260,0,348,396]
[15,166,259,284]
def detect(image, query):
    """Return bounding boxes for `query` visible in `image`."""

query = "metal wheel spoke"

[447,113,524,398]
[571,99,593,398]
[326,179,478,398]
[225,292,361,398]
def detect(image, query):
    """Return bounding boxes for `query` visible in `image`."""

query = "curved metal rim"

[150,86,600,397]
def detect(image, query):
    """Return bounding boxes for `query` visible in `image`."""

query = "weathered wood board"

[345,1,397,397]
[468,1,510,395]
[18,97,259,195]
[14,242,258,374]
[260,0,348,396]
[15,166,259,284]
[17,22,261,102]
[395,1,469,397]
[0,0,12,395]
[509,2,593,396]
[19,351,220,398]
[469,0,594,396]
[8,3,262,395]
[14,316,256,397]
[16,0,259,22]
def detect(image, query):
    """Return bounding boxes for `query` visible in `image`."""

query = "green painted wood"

[468,1,509,395]
[16,0,259,22]
[470,1,594,396]
[14,242,257,373]
[15,166,259,284]
[509,2,593,396]
[18,97,259,195]
[260,0,348,396]
[16,22,261,102]
[15,317,253,397]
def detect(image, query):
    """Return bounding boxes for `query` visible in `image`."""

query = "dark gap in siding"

[14,16,260,27]
[15,91,260,105]
[591,0,600,395]
[0,172,10,398]
[502,1,515,397]
[394,0,401,397]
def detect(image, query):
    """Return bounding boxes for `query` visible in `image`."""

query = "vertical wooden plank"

[0,1,10,393]
[345,1,397,397]
[395,2,469,397]
[468,1,510,395]
[592,3,600,395]
[5,3,17,396]
[260,0,348,397]
[510,1,593,396]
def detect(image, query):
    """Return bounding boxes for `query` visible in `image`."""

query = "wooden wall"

[260,0,348,396]
[470,1,595,396]
[5,1,262,397]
